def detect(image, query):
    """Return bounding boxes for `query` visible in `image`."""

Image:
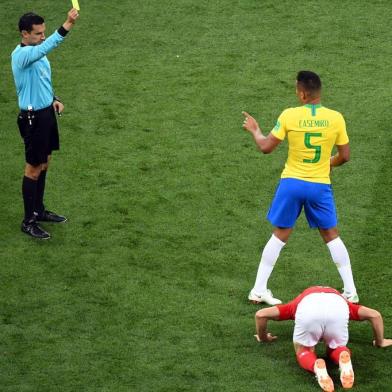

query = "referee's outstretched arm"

[16,8,79,68]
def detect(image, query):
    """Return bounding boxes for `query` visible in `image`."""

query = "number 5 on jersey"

[303,132,322,163]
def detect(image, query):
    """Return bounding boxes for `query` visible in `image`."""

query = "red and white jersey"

[277,286,362,321]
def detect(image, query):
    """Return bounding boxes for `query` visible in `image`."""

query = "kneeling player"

[254,286,392,391]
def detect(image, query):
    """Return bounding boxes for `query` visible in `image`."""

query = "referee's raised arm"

[62,8,79,32]
[14,8,79,69]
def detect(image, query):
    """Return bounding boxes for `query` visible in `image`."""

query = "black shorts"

[17,105,60,166]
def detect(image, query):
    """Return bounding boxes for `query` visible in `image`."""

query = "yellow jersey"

[271,104,349,184]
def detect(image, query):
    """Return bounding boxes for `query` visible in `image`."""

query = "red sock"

[296,349,317,373]
[328,346,351,364]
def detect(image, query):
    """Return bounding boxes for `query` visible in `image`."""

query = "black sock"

[35,170,47,215]
[22,176,38,223]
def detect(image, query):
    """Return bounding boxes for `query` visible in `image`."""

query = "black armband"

[57,26,69,37]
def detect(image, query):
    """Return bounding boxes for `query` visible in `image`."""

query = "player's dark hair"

[18,13,44,32]
[296,71,322,94]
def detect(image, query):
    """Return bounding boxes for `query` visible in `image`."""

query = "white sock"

[326,237,357,294]
[253,234,286,294]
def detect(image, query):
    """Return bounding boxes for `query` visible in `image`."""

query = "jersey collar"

[304,103,322,116]
[304,103,322,108]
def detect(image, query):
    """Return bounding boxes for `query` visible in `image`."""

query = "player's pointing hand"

[242,111,260,133]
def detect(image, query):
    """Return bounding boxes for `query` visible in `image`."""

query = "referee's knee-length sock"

[35,170,47,215]
[253,234,286,294]
[326,237,357,295]
[22,176,38,223]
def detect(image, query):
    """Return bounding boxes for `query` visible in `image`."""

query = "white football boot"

[339,350,354,389]
[248,289,282,305]
[342,291,359,304]
[314,359,334,392]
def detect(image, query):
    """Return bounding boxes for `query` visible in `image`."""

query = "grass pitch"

[1,1,392,391]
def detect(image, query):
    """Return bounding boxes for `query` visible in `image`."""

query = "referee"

[11,8,79,239]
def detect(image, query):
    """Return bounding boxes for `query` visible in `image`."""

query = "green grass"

[1,0,392,391]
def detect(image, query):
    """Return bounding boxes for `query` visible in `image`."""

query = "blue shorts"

[267,178,337,229]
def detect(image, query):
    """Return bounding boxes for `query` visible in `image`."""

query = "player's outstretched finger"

[242,111,251,118]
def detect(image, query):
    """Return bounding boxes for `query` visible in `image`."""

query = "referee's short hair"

[296,71,322,94]
[18,13,45,32]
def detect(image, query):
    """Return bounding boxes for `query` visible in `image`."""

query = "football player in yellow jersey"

[242,71,358,306]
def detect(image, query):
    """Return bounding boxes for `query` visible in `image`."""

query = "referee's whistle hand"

[53,101,64,115]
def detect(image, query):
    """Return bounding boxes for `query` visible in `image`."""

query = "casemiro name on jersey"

[299,120,330,128]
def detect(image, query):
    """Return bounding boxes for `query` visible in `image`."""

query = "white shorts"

[293,293,349,349]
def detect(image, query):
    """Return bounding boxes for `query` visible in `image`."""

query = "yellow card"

[72,0,80,10]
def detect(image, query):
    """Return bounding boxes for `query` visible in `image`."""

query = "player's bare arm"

[63,8,79,31]
[254,306,280,342]
[358,306,392,348]
[330,143,350,167]
[242,111,281,154]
